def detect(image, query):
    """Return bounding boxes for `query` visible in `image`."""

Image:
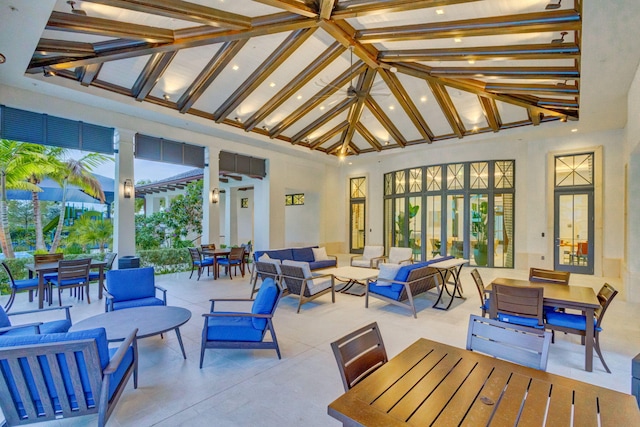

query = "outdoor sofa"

[253,246,337,271]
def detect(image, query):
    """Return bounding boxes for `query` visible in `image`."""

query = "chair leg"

[189,266,195,279]
[594,333,611,373]
[85,283,90,304]
[4,289,16,312]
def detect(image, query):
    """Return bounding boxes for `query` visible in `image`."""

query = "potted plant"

[471,200,488,266]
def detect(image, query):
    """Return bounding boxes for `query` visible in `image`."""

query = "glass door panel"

[394,198,406,247]
[447,194,465,258]
[554,192,593,274]
[350,201,365,253]
[408,196,422,261]
[470,194,489,267]
[426,195,442,259]
[493,193,514,268]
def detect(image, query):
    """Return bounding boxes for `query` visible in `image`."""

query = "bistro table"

[429,257,468,310]
[314,266,378,296]
[488,277,601,372]
[328,338,640,426]
[25,259,107,309]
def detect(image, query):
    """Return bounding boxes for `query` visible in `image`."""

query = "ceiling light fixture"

[435,9,444,15]
[571,128,578,132]
[468,59,476,64]
[454,37,462,43]
[551,31,568,44]
[269,82,276,87]
[545,0,561,10]
[319,106,325,111]
[297,95,302,99]
[232,65,239,71]
[43,68,55,77]
[67,1,87,16]
[420,96,427,103]
[163,94,170,101]
[389,66,398,73]
[0,53,5,64]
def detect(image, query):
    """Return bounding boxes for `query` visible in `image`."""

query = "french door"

[554,190,593,274]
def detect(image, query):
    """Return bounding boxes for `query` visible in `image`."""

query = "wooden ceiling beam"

[379,43,580,63]
[355,123,382,152]
[318,20,381,70]
[254,1,318,18]
[348,142,361,155]
[29,17,316,73]
[213,27,316,123]
[178,40,247,113]
[319,0,337,20]
[364,97,407,147]
[429,66,580,80]
[291,97,356,143]
[428,81,465,138]
[537,98,579,110]
[46,11,174,43]
[339,67,378,154]
[333,0,482,20]
[478,96,501,132]
[79,63,103,87]
[245,42,345,131]
[357,9,581,43]
[132,51,177,101]
[378,69,433,142]
[219,178,229,183]
[325,139,345,155]
[395,62,575,120]
[35,39,95,58]
[269,61,366,137]
[81,0,251,29]
[528,108,542,126]
[485,83,579,97]
[310,121,349,149]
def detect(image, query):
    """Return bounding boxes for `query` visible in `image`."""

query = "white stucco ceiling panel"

[98,55,151,90]
[495,100,531,124]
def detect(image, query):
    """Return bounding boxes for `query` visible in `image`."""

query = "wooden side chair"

[545,283,618,373]
[48,258,92,306]
[490,283,544,329]
[34,253,64,302]
[216,247,245,279]
[188,247,214,280]
[529,267,570,285]
[467,315,552,371]
[1,262,40,312]
[470,268,490,317]
[330,322,388,391]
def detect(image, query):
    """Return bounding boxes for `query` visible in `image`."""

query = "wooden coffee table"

[70,306,192,359]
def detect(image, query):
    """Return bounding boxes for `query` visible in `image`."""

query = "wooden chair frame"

[49,258,92,306]
[490,283,544,328]
[470,268,488,317]
[188,247,212,280]
[529,268,570,285]
[216,247,245,279]
[278,264,335,313]
[249,262,280,298]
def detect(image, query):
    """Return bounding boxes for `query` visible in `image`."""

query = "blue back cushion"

[388,256,454,292]
[292,247,315,262]
[251,278,279,329]
[265,249,293,261]
[0,306,11,329]
[106,267,155,302]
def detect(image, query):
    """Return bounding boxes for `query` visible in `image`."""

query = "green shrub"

[137,248,191,274]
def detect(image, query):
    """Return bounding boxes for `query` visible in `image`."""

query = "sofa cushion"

[312,247,329,261]
[363,245,384,260]
[388,247,413,264]
[251,278,279,329]
[307,277,332,295]
[106,267,156,302]
[368,282,402,301]
[206,316,264,342]
[282,260,312,278]
[308,260,336,270]
[2,319,71,337]
[377,263,402,284]
[269,248,294,261]
[292,247,315,262]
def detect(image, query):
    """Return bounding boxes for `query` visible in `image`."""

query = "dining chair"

[216,247,245,279]
[529,267,570,313]
[48,258,92,306]
[34,253,64,283]
[330,322,388,391]
[545,283,618,373]
[188,247,214,280]
[466,315,552,371]
[490,283,544,329]
[241,242,253,274]
[1,262,40,312]
[89,252,116,282]
[470,268,489,317]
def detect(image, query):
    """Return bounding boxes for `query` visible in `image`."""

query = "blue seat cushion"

[12,278,39,289]
[0,307,10,328]
[292,247,315,262]
[251,279,278,329]
[43,273,58,281]
[545,311,601,331]
[481,297,490,312]
[0,328,115,416]
[194,258,214,267]
[106,267,156,302]
[112,296,164,311]
[217,258,241,266]
[88,272,101,281]
[308,260,337,270]
[206,316,263,342]
[50,277,86,287]
[497,313,544,329]
[368,282,402,301]
[2,319,71,336]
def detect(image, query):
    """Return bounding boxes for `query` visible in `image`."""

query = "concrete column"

[113,129,136,262]
[202,147,220,246]
[225,187,238,246]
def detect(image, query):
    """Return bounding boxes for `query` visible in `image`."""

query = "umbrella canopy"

[6,174,114,204]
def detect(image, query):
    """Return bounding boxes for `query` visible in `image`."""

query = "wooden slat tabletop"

[328,339,640,426]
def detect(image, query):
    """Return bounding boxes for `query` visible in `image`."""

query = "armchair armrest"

[203,312,272,319]
[104,289,115,311]
[0,323,42,334]
[327,254,338,261]
[370,256,386,268]
[104,328,138,375]
[8,305,73,317]
[155,285,167,304]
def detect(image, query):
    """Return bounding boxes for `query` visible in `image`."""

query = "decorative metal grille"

[495,160,515,189]
[470,162,489,189]
[447,163,464,190]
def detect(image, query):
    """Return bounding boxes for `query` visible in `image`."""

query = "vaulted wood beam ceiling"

[356,123,382,152]
[81,0,252,29]
[78,63,103,87]
[291,97,356,144]
[178,40,247,113]
[319,0,337,20]
[332,0,482,19]
[428,66,580,80]
[269,61,366,137]
[379,44,580,62]
[254,0,318,18]
[339,67,378,154]
[478,96,502,132]
[213,28,316,122]
[429,81,465,138]
[319,20,381,70]
[46,11,174,43]
[310,121,349,149]
[485,83,579,97]
[244,42,346,131]
[35,39,95,58]
[357,9,581,43]
[132,51,177,101]
[365,97,407,147]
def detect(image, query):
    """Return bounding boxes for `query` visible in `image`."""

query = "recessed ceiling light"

[262,125,268,131]
[389,105,395,110]
[297,95,302,100]
[436,9,444,15]
[385,141,390,146]
[232,65,239,71]
[472,126,479,132]
[571,128,578,132]
[389,66,398,73]
[269,82,276,87]
[348,162,353,165]
[0,53,5,64]
[420,96,427,103]
[468,59,476,64]
[454,37,462,43]
[319,106,325,111]
[235,117,242,122]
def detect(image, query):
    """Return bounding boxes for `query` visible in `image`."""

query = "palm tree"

[66,215,112,253]
[49,152,110,252]
[0,140,46,258]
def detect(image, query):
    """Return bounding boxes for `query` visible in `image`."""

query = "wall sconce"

[211,188,220,204]
[123,179,133,199]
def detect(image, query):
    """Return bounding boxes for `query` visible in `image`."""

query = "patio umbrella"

[6,174,114,204]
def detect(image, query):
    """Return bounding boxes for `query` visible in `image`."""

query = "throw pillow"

[376,263,401,286]
[258,253,272,262]
[282,260,312,278]
[312,247,329,261]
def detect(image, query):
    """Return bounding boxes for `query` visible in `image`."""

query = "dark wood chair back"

[228,247,245,261]
[57,258,91,282]
[34,253,64,265]
[188,247,202,263]
[331,322,388,391]
[201,243,216,251]
[470,268,487,317]
[250,262,281,297]
[529,267,570,285]
[466,315,551,370]
[595,283,618,329]
[490,283,544,327]
[104,252,117,270]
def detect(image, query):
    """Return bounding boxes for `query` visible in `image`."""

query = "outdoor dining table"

[487,277,601,372]
[25,259,107,309]
[328,338,640,426]
[428,257,468,310]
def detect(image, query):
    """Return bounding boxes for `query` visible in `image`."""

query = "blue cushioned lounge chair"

[0,305,72,336]
[104,267,167,312]
[200,277,282,368]
[0,327,138,427]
